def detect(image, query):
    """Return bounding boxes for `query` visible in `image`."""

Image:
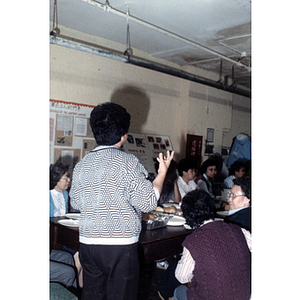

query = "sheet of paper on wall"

[57,114,73,132]
[55,114,73,147]
[75,117,87,136]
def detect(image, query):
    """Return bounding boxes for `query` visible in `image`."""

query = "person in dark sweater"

[174,189,251,300]
[224,176,251,232]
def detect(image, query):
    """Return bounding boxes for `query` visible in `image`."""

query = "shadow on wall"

[110,85,150,133]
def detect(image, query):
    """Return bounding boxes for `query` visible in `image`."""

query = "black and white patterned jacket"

[70,145,157,245]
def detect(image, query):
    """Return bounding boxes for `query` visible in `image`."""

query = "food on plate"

[163,206,177,214]
[154,205,177,214]
[154,206,164,213]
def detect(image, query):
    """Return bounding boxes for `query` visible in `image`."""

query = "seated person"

[50,162,83,287]
[222,160,245,189]
[155,159,181,205]
[174,189,251,300]
[194,159,217,199]
[176,158,197,200]
[50,162,70,217]
[224,176,251,232]
[50,249,77,288]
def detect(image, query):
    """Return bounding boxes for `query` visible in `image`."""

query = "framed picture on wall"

[207,128,214,142]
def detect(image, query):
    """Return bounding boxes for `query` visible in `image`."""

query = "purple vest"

[183,221,251,300]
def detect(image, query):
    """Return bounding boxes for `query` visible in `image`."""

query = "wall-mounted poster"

[50,100,95,164]
[50,100,173,181]
[122,133,173,181]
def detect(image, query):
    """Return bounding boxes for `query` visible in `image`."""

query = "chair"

[50,282,78,300]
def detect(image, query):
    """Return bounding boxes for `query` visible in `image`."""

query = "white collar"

[51,189,63,196]
[92,145,119,151]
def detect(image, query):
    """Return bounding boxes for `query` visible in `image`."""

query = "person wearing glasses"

[50,162,70,217]
[49,162,83,288]
[224,176,251,232]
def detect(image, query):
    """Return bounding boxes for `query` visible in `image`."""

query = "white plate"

[58,219,79,227]
[216,211,229,217]
[65,213,80,220]
[162,203,180,209]
[167,215,186,226]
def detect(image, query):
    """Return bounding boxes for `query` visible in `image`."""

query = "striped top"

[70,145,157,245]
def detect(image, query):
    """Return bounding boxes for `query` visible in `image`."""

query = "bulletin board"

[49,100,173,178]
[49,100,97,174]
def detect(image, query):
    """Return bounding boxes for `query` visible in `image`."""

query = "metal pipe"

[50,36,250,98]
[79,0,251,72]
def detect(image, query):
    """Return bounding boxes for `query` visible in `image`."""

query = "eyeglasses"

[60,176,70,181]
[229,193,245,200]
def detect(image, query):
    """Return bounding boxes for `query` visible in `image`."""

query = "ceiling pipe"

[79,0,251,72]
[50,36,250,98]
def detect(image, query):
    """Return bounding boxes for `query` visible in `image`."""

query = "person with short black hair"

[70,102,174,300]
[174,189,251,300]
[222,160,245,189]
[49,162,70,217]
[176,158,197,200]
[194,159,218,198]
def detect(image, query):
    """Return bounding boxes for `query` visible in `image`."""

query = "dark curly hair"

[233,176,251,200]
[50,162,69,190]
[90,102,131,146]
[181,189,215,229]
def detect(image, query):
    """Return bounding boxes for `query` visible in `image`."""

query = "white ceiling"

[50,0,251,93]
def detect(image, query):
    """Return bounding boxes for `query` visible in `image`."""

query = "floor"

[138,263,166,300]
[66,263,166,300]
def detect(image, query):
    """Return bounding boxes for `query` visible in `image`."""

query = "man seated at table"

[177,158,197,200]
[224,176,251,232]
[173,189,251,300]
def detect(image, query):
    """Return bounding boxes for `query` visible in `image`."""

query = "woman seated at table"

[49,162,83,288]
[177,158,197,200]
[50,162,70,217]
[222,160,246,189]
[224,176,251,232]
[174,189,251,300]
[155,159,181,205]
[194,159,217,199]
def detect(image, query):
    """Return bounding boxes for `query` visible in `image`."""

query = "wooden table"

[50,217,192,264]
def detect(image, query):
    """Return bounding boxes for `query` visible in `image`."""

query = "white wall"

[50,39,250,162]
